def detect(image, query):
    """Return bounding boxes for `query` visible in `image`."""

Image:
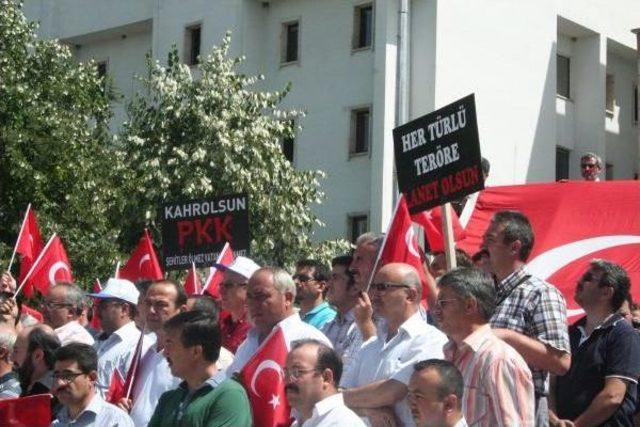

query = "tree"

[0,0,124,287]
[118,34,349,267]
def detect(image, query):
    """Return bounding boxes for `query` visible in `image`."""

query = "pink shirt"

[443,324,535,427]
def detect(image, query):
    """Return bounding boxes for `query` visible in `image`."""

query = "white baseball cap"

[214,256,260,280]
[89,278,140,306]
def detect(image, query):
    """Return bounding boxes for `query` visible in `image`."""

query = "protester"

[0,325,20,398]
[51,343,134,426]
[286,339,365,427]
[551,260,640,426]
[216,256,260,354]
[224,267,332,377]
[427,249,473,279]
[134,279,154,330]
[580,152,603,181]
[349,232,384,291]
[321,255,362,374]
[148,310,252,427]
[483,210,570,426]
[90,278,145,396]
[408,359,467,427]
[341,263,448,426]
[470,249,491,275]
[294,259,336,329]
[44,282,94,346]
[0,272,16,294]
[436,267,535,426]
[124,279,187,426]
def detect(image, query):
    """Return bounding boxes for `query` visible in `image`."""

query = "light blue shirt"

[52,393,134,427]
[302,302,336,330]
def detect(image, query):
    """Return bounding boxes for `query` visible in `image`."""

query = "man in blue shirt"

[293,259,336,330]
[551,260,640,426]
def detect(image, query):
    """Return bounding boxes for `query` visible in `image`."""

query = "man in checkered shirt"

[483,210,571,427]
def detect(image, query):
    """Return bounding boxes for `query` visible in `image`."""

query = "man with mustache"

[285,339,365,426]
[51,343,134,426]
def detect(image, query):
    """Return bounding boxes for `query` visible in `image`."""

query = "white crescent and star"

[250,359,284,398]
[404,227,421,258]
[138,254,151,270]
[48,261,70,285]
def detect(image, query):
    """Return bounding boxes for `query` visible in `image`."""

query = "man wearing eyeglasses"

[341,263,447,426]
[44,282,95,346]
[51,343,134,426]
[294,259,336,330]
[285,339,365,427]
[580,152,603,181]
[216,256,260,354]
[550,260,640,427]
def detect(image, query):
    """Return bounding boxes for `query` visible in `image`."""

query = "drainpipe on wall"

[394,0,410,205]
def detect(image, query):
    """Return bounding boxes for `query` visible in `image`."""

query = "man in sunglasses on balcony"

[580,152,603,181]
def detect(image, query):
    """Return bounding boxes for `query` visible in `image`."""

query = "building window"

[281,21,299,64]
[96,61,108,92]
[555,146,570,181]
[633,84,638,124]
[185,24,202,66]
[281,121,295,163]
[353,4,373,50]
[605,74,615,113]
[557,55,570,98]
[606,163,613,180]
[350,107,371,155]
[348,214,368,243]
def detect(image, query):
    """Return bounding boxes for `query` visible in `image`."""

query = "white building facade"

[24,0,640,242]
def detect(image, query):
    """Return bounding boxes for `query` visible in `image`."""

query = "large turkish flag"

[458,181,640,319]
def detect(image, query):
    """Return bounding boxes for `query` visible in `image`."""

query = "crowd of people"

[0,207,638,427]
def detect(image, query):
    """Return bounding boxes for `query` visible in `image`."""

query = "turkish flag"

[106,368,125,403]
[90,279,102,331]
[0,394,51,427]
[411,206,466,253]
[202,242,234,298]
[15,207,44,296]
[458,181,640,320]
[183,263,202,296]
[21,234,72,296]
[380,196,430,300]
[119,229,163,283]
[239,327,292,427]
[107,330,145,404]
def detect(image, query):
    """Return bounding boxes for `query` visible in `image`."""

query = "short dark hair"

[413,359,463,408]
[291,339,343,386]
[149,279,188,307]
[438,267,496,320]
[471,249,489,263]
[135,280,154,298]
[163,310,221,362]
[295,260,330,282]
[54,343,98,373]
[187,295,219,318]
[27,327,62,370]
[331,255,355,288]
[431,249,473,269]
[491,211,535,261]
[589,259,631,311]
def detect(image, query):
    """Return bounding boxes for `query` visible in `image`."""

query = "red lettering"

[195,218,214,245]
[214,215,233,242]
[177,221,194,247]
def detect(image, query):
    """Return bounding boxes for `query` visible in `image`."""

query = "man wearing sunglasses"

[294,259,336,330]
[44,282,95,346]
[551,260,640,427]
[51,343,134,426]
[341,263,447,426]
[580,152,603,181]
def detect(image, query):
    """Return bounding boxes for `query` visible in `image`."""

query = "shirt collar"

[58,392,104,422]
[497,265,529,294]
[55,320,81,334]
[311,393,345,419]
[398,311,426,338]
[576,313,622,338]
[443,324,492,359]
[306,302,330,317]
[113,321,140,341]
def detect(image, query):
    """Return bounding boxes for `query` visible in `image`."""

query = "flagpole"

[6,204,31,273]
[114,261,120,279]
[200,242,230,295]
[441,202,457,271]
[125,325,146,400]
[13,233,56,299]
[364,196,403,293]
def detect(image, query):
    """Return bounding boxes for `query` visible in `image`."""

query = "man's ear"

[31,348,44,364]
[284,291,295,306]
[178,304,188,313]
[88,370,98,382]
[510,240,522,257]
[321,368,334,387]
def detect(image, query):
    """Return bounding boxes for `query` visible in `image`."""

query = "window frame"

[184,23,202,66]
[280,19,300,66]
[352,3,374,52]
[349,105,372,158]
[347,213,369,243]
[605,73,615,115]
[556,54,571,99]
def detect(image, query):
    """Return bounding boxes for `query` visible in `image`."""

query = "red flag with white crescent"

[202,242,234,298]
[457,181,640,320]
[183,263,202,296]
[20,234,72,296]
[0,394,51,427]
[119,229,163,283]
[379,195,430,300]
[15,207,44,297]
[239,327,292,427]
[411,206,466,253]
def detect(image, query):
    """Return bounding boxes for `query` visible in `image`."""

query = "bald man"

[342,263,448,426]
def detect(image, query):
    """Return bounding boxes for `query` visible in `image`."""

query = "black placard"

[161,194,250,270]
[393,94,484,214]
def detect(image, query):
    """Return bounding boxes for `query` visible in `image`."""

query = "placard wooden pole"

[442,203,457,271]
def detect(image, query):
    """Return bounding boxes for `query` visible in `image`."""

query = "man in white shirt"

[44,282,94,346]
[286,339,365,427]
[91,278,146,396]
[225,267,332,377]
[341,263,448,426]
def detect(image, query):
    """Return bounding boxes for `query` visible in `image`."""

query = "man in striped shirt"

[435,268,535,426]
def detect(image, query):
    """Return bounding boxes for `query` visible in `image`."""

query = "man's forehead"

[147,283,177,299]
[296,265,315,275]
[225,270,248,283]
[54,359,79,370]
[289,345,317,364]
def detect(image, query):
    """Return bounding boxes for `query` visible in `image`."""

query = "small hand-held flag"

[201,242,234,298]
[14,233,72,298]
[183,262,202,295]
[90,279,102,331]
[118,229,163,282]
[107,328,145,404]
[8,205,44,297]
[0,394,51,427]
